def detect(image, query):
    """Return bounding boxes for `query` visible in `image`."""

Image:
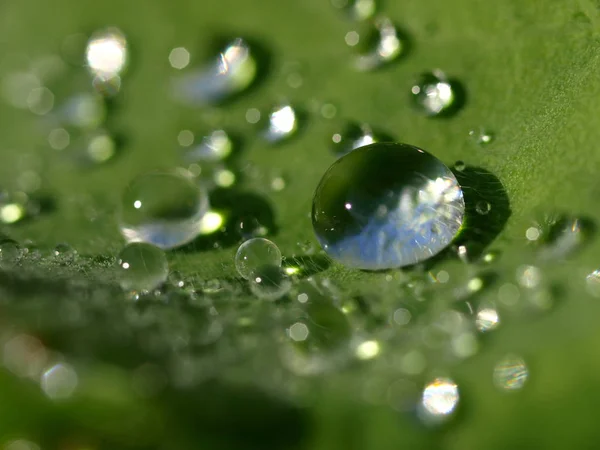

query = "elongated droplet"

[312,143,465,269]
[172,38,257,105]
[119,172,209,249]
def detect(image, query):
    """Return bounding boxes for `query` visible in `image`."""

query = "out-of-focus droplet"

[48,128,70,150]
[235,237,282,279]
[1,72,40,109]
[4,440,40,450]
[586,270,600,297]
[355,339,381,360]
[173,38,257,105]
[0,192,31,224]
[419,377,459,424]
[72,130,117,165]
[469,128,494,146]
[27,86,54,115]
[169,47,191,70]
[289,322,310,342]
[3,334,48,378]
[331,122,379,157]
[214,168,236,188]
[493,354,528,391]
[56,93,106,129]
[498,282,520,306]
[177,130,194,147]
[320,103,337,119]
[117,242,169,292]
[538,216,590,261]
[263,103,298,143]
[53,243,77,262]
[411,70,459,116]
[453,160,466,172]
[312,143,465,269]
[0,239,22,266]
[353,17,402,71]
[332,0,377,21]
[476,201,491,215]
[249,265,292,300]
[183,129,233,162]
[525,226,541,241]
[516,265,542,289]
[246,107,261,124]
[119,172,209,249]
[41,362,78,400]
[271,176,286,192]
[85,27,128,85]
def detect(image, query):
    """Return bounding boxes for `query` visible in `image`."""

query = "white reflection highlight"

[86,28,128,80]
[264,104,298,142]
[420,377,459,422]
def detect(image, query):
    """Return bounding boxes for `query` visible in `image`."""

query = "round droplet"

[263,103,298,143]
[475,305,500,332]
[173,38,257,105]
[85,27,128,81]
[411,70,459,116]
[183,129,233,162]
[235,237,282,279]
[249,265,291,300]
[475,201,491,215]
[493,355,528,391]
[169,47,191,70]
[353,17,402,71]
[56,93,106,129]
[468,128,494,146]
[41,362,78,400]
[420,377,459,423]
[331,122,380,157]
[454,160,466,172]
[332,0,377,21]
[312,143,465,270]
[53,243,77,262]
[117,242,168,292]
[119,172,209,249]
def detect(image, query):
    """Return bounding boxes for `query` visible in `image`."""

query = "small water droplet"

[117,242,169,292]
[263,103,298,142]
[173,38,257,105]
[332,0,377,21]
[353,17,402,71]
[214,168,236,188]
[525,226,541,241]
[538,216,591,261]
[493,355,528,391]
[411,70,460,116]
[0,192,30,224]
[53,243,77,262]
[475,303,500,332]
[27,86,54,115]
[320,103,337,119]
[419,377,459,424]
[245,107,261,124]
[249,265,292,300]
[119,171,209,249]
[72,129,117,165]
[270,176,286,192]
[454,160,466,172]
[48,128,71,150]
[182,129,233,163]
[85,27,128,95]
[235,237,282,279]
[468,128,494,146]
[169,47,191,70]
[313,143,465,269]
[355,339,381,360]
[516,265,542,289]
[475,201,491,215]
[41,362,78,400]
[331,122,380,157]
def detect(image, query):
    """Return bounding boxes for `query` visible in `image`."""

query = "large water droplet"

[173,38,257,105]
[411,70,460,116]
[117,242,169,292]
[352,17,403,71]
[312,143,465,269]
[235,237,282,279]
[119,172,209,249]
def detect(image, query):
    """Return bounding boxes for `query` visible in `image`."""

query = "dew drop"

[411,70,460,116]
[27,86,54,115]
[419,377,459,423]
[332,0,377,21]
[182,129,233,163]
[331,122,380,157]
[475,303,500,332]
[48,128,70,150]
[538,216,591,261]
[235,237,282,279]
[72,130,117,165]
[169,47,191,70]
[117,242,169,292]
[41,362,78,400]
[454,160,466,172]
[468,128,494,146]
[0,239,22,266]
[53,243,77,262]
[312,143,465,269]
[173,38,257,105]
[475,201,491,215]
[263,103,298,142]
[249,265,292,300]
[355,339,381,360]
[352,17,402,71]
[0,192,31,224]
[119,172,209,249]
[493,354,528,391]
[85,27,128,95]
[525,226,541,241]
[55,92,106,130]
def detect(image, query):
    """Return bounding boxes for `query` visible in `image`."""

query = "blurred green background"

[1,0,600,448]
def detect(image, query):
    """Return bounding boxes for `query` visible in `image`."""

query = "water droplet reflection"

[264,104,298,143]
[332,0,377,21]
[493,355,528,391]
[420,377,459,423]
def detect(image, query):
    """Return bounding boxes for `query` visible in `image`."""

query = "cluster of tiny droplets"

[0,0,593,438]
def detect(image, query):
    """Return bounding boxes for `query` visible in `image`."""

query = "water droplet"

[411,70,460,116]
[235,237,282,279]
[263,103,298,142]
[71,129,117,165]
[183,129,233,162]
[173,38,257,105]
[355,339,381,360]
[538,216,591,261]
[312,143,465,269]
[3,334,48,379]
[169,47,191,69]
[41,362,78,400]
[516,265,542,289]
[419,377,459,423]
[469,128,494,146]
[0,192,30,224]
[493,355,528,391]
[498,282,520,306]
[48,128,70,150]
[55,92,106,129]
[119,172,209,249]
[249,265,291,300]
[85,27,128,93]
[214,168,236,188]
[1,71,40,109]
[525,226,541,241]
[454,160,466,172]
[53,243,77,262]
[353,17,402,71]
[320,103,337,119]
[475,304,500,332]
[117,242,169,292]
[236,216,269,239]
[270,176,286,192]
[245,107,261,124]
[27,86,54,115]
[586,270,600,297]
[475,201,491,215]
[331,122,380,157]
[332,0,377,21]
[289,322,310,342]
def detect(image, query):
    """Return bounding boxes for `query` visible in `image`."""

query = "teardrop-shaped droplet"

[312,143,465,269]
